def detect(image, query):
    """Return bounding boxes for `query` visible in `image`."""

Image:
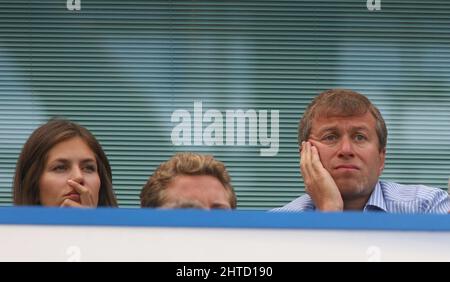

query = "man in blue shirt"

[273,89,450,213]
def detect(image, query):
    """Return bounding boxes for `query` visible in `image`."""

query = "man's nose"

[337,136,355,158]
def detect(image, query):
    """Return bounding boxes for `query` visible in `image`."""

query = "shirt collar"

[364,181,387,212]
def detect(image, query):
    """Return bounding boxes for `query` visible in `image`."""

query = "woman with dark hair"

[13,118,118,207]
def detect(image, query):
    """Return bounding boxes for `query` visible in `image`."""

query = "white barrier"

[0,207,449,262]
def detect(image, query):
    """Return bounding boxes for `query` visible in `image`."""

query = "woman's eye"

[83,165,97,173]
[52,165,66,172]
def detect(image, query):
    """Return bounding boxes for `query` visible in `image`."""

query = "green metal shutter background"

[0,0,449,209]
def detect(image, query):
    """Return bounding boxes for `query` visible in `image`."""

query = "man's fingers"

[310,145,324,173]
[301,142,315,189]
[299,141,343,211]
[304,141,314,176]
[300,141,307,176]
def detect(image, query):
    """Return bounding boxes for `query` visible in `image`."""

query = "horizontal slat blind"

[0,0,449,209]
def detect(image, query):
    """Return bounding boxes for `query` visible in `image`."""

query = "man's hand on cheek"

[300,141,344,211]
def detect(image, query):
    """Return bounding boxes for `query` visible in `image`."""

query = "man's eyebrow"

[315,126,338,134]
[351,126,370,132]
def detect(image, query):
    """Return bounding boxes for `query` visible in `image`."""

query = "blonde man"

[140,152,236,209]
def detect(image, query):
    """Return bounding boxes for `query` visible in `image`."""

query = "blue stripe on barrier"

[0,207,449,231]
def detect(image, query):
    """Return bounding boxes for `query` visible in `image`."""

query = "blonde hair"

[140,152,236,208]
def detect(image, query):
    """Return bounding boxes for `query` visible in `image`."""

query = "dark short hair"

[13,118,118,206]
[299,89,387,150]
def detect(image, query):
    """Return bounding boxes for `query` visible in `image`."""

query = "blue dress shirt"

[272,181,450,213]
